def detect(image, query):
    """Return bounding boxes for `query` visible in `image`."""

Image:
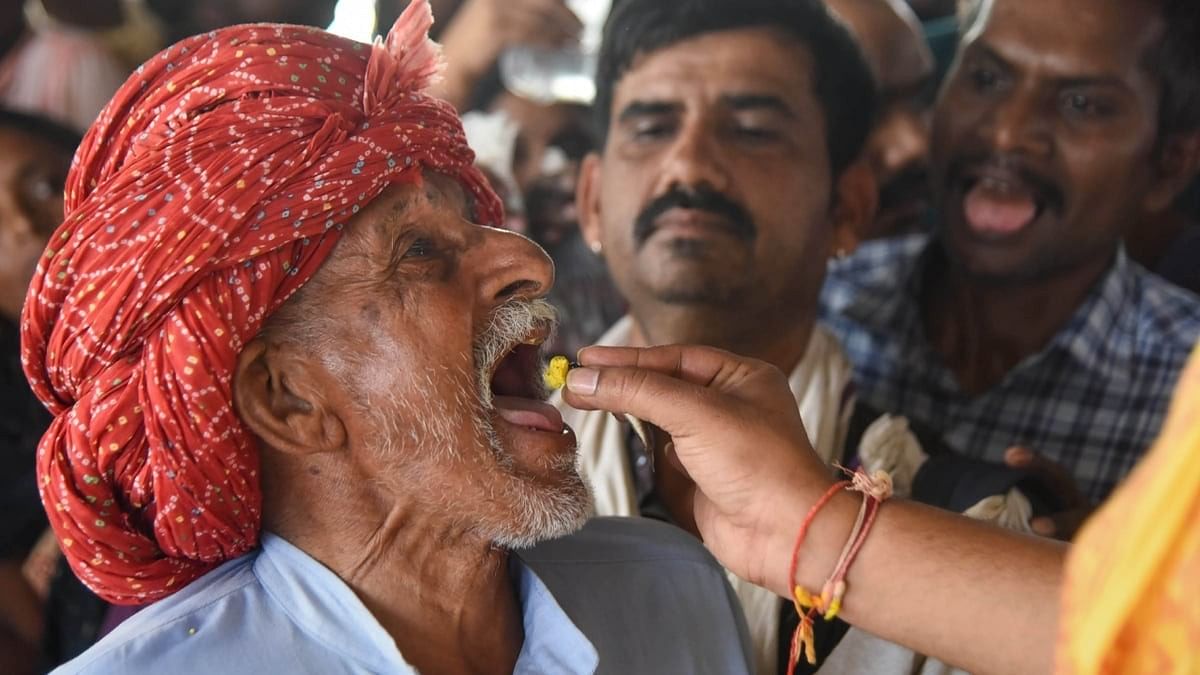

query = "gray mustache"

[474,299,559,405]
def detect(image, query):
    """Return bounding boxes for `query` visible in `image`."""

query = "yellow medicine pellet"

[540,356,657,450]
[543,356,574,390]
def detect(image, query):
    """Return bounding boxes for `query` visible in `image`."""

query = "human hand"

[1004,446,1094,540]
[562,344,836,593]
[21,528,61,599]
[440,0,583,79]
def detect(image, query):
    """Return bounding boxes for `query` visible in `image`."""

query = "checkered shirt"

[820,235,1200,502]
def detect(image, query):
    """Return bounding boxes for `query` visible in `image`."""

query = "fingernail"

[1031,518,1055,537]
[566,367,598,395]
[1006,447,1031,464]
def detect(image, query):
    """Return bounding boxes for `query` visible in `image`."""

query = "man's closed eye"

[402,236,437,259]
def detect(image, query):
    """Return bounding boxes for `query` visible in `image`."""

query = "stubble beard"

[637,239,752,307]
[345,303,591,551]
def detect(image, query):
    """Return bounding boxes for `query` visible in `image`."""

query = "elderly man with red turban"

[26,3,753,673]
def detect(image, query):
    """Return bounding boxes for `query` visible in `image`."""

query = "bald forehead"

[828,0,923,36]
[969,0,1165,63]
[828,0,933,91]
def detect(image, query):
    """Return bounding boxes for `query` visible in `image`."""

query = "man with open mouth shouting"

[822,0,1200,538]
[30,2,752,673]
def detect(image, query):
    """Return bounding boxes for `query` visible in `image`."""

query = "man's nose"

[981,88,1053,158]
[876,109,931,178]
[655,122,731,195]
[474,226,555,305]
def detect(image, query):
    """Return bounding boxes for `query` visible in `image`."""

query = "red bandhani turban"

[21,0,502,605]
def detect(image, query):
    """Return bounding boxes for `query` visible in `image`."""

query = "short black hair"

[593,0,879,178]
[1146,0,1200,138]
[0,108,82,156]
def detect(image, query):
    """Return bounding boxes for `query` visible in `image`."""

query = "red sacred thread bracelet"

[785,480,850,675]
[786,470,893,674]
[812,468,894,621]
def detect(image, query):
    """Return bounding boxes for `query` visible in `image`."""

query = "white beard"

[338,304,590,550]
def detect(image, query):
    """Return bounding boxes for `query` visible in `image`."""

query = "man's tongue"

[492,396,564,433]
[964,179,1039,235]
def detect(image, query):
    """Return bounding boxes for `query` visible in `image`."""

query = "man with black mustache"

[555,1,956,673]
[822,0,1200,538]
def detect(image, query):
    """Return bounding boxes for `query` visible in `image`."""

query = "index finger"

[561,362,738,441]
[577,344,755,389]
[1005,448,1088,508]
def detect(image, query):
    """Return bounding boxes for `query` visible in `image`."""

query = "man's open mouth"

[958,164,1060,237]
[485,326,565,434]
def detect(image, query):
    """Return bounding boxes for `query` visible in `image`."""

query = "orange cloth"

[1058,345,1200,674]
[22,0,500,605]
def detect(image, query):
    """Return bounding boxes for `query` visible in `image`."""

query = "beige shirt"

[556,316,857,675]
[555,316,1034,675]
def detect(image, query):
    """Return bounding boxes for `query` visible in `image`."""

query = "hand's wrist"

[760,481,859,597]
[434,30,499,109]
[441,38,499,85]
[437,1,502,81]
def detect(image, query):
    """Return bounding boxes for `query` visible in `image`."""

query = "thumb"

[562,364,735,442]
[561,344,763,439]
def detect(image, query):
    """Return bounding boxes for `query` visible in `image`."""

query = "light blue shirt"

[54,518,753,674]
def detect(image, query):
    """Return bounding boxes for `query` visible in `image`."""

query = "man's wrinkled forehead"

[420,171,475,220]
[330,171,477,264]
[964,0,1165,80]
[831,0,933,95]
[364,171,475,225]
[612,27,818,121]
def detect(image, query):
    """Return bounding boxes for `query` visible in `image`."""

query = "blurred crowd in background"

[3,0,1197,359]
[1,0,1198,673]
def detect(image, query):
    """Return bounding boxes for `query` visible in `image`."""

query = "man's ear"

[1145,131,1200,213]
[829,159,877,258]
[576,152,605,254]
[234,338,347,457]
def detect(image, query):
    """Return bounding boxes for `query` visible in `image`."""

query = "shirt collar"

[254,533,598,674]
[255,533,410,673]
[906,240,1135,377]
[846,235,1136,381]
[838,234,931,335]
[511,556,599,674]
[1042,247,1137,374]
